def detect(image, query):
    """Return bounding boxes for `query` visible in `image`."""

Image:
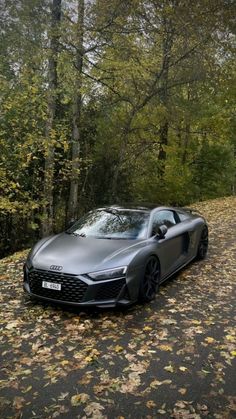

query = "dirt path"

[0,197,236,419]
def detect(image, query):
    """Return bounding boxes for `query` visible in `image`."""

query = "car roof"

[96,204,201,218]
[97,204,176,213]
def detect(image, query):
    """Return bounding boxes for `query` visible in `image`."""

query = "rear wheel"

[196,226,208,260]
[139,256,160,303]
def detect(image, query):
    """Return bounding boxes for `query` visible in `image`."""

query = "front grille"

[95,278,126,300]
[28,269,88,303]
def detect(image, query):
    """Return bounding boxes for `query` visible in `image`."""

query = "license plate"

[42,281,61,291]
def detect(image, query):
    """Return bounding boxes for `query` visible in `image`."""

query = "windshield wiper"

[66,232,86,237]
[95,236,113,240]
[95,236,126,240]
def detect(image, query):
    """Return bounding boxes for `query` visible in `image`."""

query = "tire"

[139,256,160,303]
[196,226,208,260]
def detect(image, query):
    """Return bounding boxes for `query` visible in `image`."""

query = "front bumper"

[23,265,132,308]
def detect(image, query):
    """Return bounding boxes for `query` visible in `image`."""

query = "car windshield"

[67,209,150,240]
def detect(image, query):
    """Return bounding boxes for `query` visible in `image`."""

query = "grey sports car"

[23,205,208,308]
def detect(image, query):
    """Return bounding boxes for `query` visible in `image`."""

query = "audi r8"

[23,205,208,307]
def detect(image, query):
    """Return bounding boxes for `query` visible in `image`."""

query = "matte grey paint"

[23,206,207,307]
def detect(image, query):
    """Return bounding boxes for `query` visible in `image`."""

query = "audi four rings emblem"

[50,265,63,271]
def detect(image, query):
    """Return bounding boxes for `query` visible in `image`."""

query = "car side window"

[151,210,178,233]
[178,212,190,222]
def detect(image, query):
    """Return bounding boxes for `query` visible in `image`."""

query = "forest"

[0,0,235,258]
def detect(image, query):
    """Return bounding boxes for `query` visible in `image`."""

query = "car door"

[176,211,197,260]
[150,210,188,279]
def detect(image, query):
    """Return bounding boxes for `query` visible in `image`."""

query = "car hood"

[31,233,147,275]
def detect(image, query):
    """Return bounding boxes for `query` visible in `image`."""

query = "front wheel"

[139,256,160,303]
[196,226,208,260]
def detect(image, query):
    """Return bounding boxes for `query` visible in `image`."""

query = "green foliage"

[192,141,235,200]
[0,0,235,257]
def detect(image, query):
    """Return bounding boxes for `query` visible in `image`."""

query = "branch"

[169,38,210,69]
[80,68,132,103]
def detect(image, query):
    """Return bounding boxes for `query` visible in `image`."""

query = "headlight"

[87,266,127,281]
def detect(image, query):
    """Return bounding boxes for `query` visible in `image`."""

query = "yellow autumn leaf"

[150,380,162,387]
[146,400,156,408]
[230,351,236,357]
[205,337,215,343]
[114,345,123,353]
[22,370,32,375]
[162,379,172,384]
[143,326,152,331]
[91,349,100,357]
[22,386,32,393]
[71,395,81,406]
[164,365,174,373]
[6,321,19,330]
[159,344,172,351]
[61,360,69,366]
[71,393,89,406]
[150,379,172,387]
[226,335,235,342]
[179,366,188,372]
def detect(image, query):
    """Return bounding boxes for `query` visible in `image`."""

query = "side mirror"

[154,224,168,239]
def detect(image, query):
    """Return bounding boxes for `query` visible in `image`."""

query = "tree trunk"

[110,110,135,201]
[182,123,190,165]
[182,88,191,165]
[42,0,61,236]
[158,17,173,177]
[67,0,84,223]
[158,121,169,164]
[232,144,236,195]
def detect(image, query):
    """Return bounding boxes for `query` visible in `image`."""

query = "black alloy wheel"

[197,226,208,260]
[139,256,160,303]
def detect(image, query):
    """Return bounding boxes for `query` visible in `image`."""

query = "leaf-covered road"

[0,197,236,419]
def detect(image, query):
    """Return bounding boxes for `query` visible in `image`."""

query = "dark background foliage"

[0,0,235,257]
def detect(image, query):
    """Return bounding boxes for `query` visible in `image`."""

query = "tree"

[42,0,62,235]
[0,0,235,257]
[67,0,84,222]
